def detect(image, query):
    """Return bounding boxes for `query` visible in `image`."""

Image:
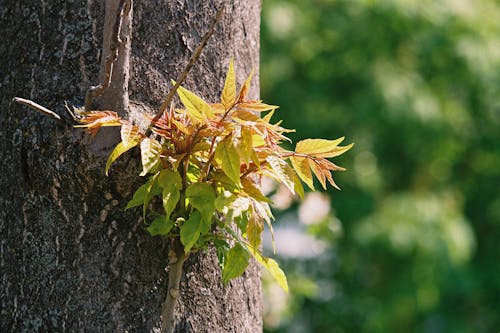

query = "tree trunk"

[0,1,262,332]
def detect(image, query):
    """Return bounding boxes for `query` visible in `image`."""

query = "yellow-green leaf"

[246,215,263,249]
[174,80,213,121]
[214,138,241,185]
[222,243,250,283]
[237,126,253,164]
[290,156,314,190]
[295,137,353,158]
[105,140,138,176]
[238,101,278,112]
[248,245,288,293]
[140,138,162,176]
[221,58,236,110]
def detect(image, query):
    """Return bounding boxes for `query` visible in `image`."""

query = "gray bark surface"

[0,1,262,332]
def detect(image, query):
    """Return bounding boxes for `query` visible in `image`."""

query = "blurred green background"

[259,0,500,332]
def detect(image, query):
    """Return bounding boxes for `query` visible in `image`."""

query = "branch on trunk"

[84,0,132,111]
[161,238,188,333]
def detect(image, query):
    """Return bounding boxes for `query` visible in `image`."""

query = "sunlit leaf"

[296,137,353,158]
[237,69,254,102]
[247,245,288,293]
[246,215,263,249]
[238,101,278,112]
[140,138,162,176]
[222,244,250,283]
[308,159,327,190]
[221,58,236,109]
[120,123,141,146]
[214,138,241,185]
[147,215,174,236]
[266,155,295,194]
[105,140,138,176]
[237,126,253,164]
[241,178,272,203]
[290,156,314,190]
[174,80,213,121]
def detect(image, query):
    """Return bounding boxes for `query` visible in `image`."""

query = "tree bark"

[0,1,262,332]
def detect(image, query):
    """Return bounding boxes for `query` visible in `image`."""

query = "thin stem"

[12,97,62,121]
[161,238,188,333]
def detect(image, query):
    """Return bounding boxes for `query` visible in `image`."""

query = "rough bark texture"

[0,1,262,332]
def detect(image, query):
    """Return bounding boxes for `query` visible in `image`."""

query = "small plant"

[76,59,352,331]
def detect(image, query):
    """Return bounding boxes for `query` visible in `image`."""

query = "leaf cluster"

[77,60,352,291]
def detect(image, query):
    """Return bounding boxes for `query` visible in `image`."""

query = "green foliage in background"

[261,0,500,332]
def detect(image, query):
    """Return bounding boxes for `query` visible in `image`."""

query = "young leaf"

[295,137,353,158]
[158,169,182,219]
[174,81,213,121]
[222,244,250,283]
[180,210,202,254]
[221,58,236,110]
[120,123,141,146]
[186,183,216,222]
[241,178,271,203]
[237,69,254,103]
[147,215,175,236]
[238,101,278,113]
[237,126,253,164]
[140,138,162,176]
[214,138,241,185]
[290,156,314,190]
[105,141,138,176]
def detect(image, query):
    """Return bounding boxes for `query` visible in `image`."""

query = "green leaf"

[221,58,236,109]
[158,169,182,219]
[147,215,174,236]
[140,138,162,176]
[186,183,216,223]
[222,244,250,283]
[174,80,213,121]
[105,140,138,176]
[214,138,241,185]
[180,210,202,253]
